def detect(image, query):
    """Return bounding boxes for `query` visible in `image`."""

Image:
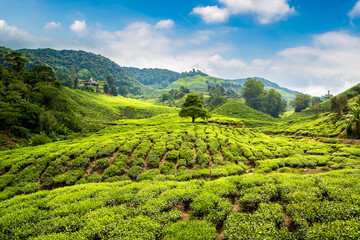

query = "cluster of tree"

[0,51,82,145]
[160,86,190,103]
[330,95,348,116]
[290,93,324,113]
[103,75,118,96]
[125,67,208,89]
[348,95,360,136]
[179,94,211,123]
[0,47,146,96]
[242,79,287,117]
[206,85,237,111]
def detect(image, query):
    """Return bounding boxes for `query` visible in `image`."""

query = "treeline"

[0,51,82,147]
[0,47,147,96]
[206,85,237,111]
[242,79,287,117]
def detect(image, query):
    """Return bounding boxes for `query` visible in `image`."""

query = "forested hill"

[0,46,148,95]
[231,77,300,101]
[124,67,207,89]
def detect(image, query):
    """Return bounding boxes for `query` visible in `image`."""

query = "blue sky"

[1,0,360,95]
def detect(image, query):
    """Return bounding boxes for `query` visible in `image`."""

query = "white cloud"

[155,19,174,29]
[192,6,230,23]
[2,19,359,96]
[44,21,61,29]
[193,0,295,24]
[0,19,83,50]
[70,20,87,37]
[89,24,360,96]
[349,0,360,19]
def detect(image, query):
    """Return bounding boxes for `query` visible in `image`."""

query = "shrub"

[30,134,52,146]
[210,166,228,178]
[128,166,143,178]
[212,154,224,165]
[137,169,161,181]
[192,169,210,179]
[162,220,217,240]
[95,158,110,169]
[108,216,161,239]
[86,174,101,183]
[279,167,292,173]
[166,150,179,163]
[102,165,125,180]
[160,162,175,175]
[197,153,210,167]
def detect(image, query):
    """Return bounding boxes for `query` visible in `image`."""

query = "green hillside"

[124,67,207,89]
[169,75,241,92]
[65,88,176,123]
[0,46,149,95]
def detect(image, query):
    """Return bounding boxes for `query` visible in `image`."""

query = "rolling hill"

[167,75,241,93]
[0,46,149,95]
[124,67,207,89]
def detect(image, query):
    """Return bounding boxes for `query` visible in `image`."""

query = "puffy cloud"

[155,19,174,29]
[193,0,295,24]
[2,19,359,96]
[70,20,87,37]
[44,21,61,29]
[192,6,230,23]
[348,0,360,19]
[0,19,83,49]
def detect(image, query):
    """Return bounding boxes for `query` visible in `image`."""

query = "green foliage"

[224,203,289,240]
[242,79,287,117]
[291,93,312,112]
[125,67,207,89]
[242,78,265,110]
[11,47,148,95]
[162,220,217,240]
[0,53,82,146]
[179,94,211,122]
[330,95,348,115]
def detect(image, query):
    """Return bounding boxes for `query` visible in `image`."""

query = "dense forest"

[0,51,82,147]
[0,47,148,96]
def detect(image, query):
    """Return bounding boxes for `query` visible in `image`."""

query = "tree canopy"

[179,94,211,122]
[291,93,312,112]
[242,79,287,117]
[0,50,82,146]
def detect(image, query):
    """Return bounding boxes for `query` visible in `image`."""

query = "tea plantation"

[1,94,360,239]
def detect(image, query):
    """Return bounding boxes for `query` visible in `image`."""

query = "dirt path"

[142,143,154,173]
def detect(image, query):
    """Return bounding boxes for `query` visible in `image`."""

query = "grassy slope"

[168,75,239,90]
[65,88,176,123]
[212,101,278,127]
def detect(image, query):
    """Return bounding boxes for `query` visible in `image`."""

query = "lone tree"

[179,94,211,123]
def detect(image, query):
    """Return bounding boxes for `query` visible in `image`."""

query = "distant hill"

[0,46,149,95]
[231,77,300,101]
[124,67,207,89]
[168,75,241,92]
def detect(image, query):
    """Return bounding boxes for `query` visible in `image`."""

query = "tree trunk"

[356,122,360,136]
[192,117,195,123]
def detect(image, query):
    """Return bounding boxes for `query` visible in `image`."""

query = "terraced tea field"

[1,102,360,239]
